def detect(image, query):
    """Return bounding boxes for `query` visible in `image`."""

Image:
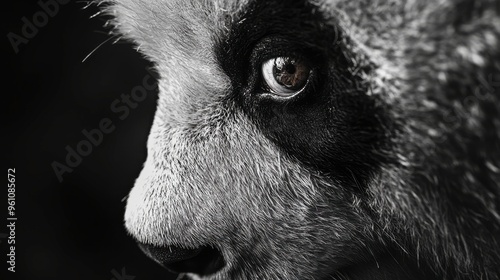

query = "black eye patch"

[215,0,390,189]
[215,0,338,89]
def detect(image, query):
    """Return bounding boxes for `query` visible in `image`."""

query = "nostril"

[138,243,225,276]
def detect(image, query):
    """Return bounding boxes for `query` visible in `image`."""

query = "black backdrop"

[4,1,178,279]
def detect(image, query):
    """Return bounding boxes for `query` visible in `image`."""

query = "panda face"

[104,0,500,279]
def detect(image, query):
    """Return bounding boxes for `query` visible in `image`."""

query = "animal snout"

[137,242,225,276]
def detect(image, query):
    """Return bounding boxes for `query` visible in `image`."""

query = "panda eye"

[261,56,311,97]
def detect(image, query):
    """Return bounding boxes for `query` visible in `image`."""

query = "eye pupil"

[272,57,309,90]
[285,64,296,74]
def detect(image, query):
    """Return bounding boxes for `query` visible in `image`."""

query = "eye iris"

[261,56,311,96]
[273,57,309,90]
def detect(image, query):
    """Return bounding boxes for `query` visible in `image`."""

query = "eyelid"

[250,37,313,66]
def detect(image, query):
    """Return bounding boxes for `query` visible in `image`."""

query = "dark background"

[4,1,178,279]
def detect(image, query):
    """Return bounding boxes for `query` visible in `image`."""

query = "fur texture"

[100,0,500,279]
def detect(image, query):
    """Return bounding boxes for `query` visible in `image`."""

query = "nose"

[137,242,225,276]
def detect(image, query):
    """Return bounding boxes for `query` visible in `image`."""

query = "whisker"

[79,1,94,10]
[82,35,117,63]
[89,10,105,19]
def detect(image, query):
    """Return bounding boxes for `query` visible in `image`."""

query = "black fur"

[216,0,390,187]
